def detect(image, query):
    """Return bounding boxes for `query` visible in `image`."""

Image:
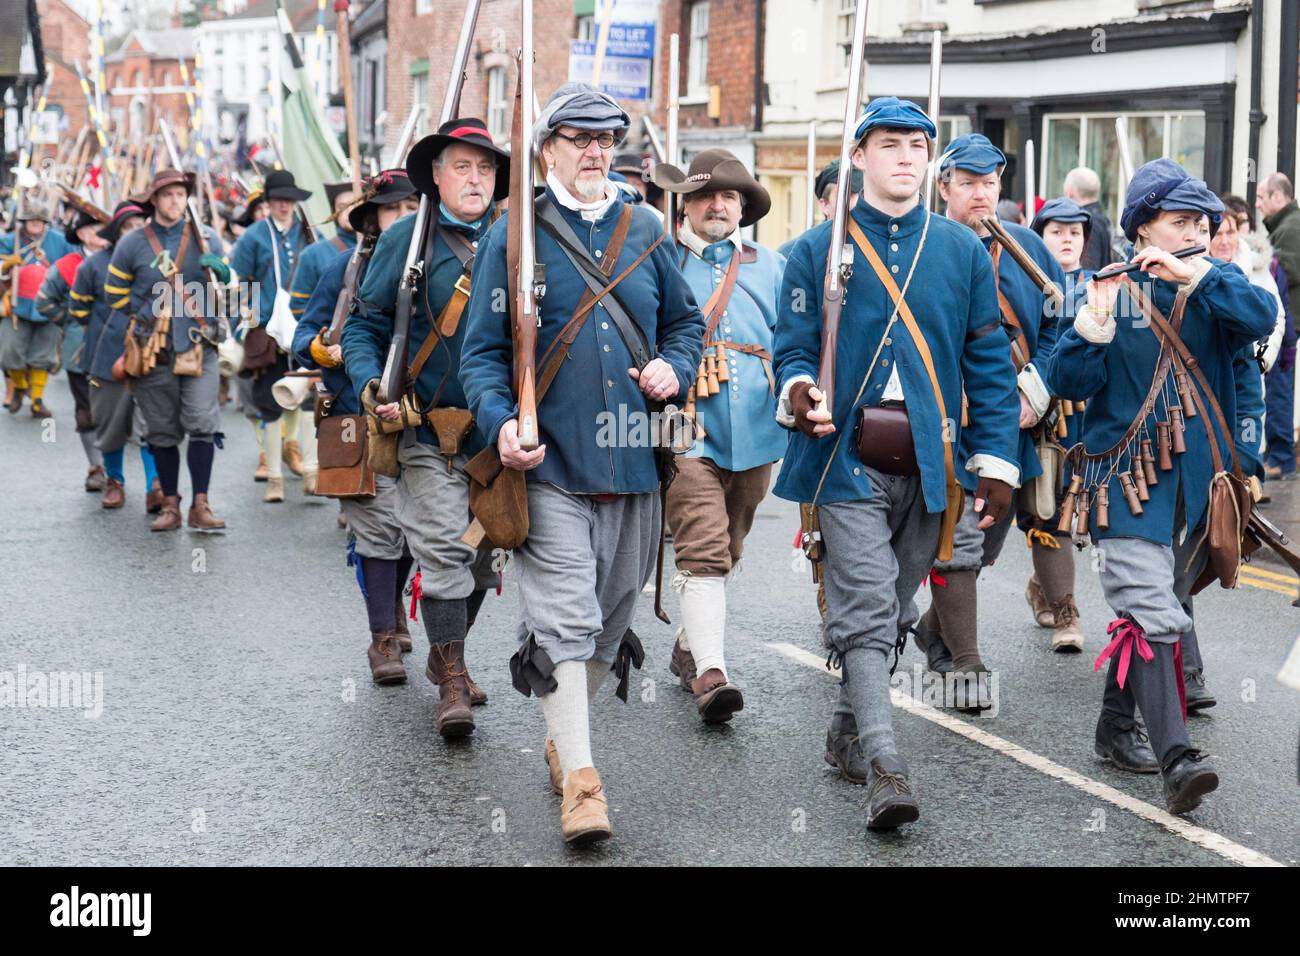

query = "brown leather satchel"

[426,407,475,456]
[172,341,205,377]
[316,413,376,498]
[116,318,144,381]
[241,325,279,371]
[855,402,919,477]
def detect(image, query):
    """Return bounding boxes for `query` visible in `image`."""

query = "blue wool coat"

[70,249,119,381]
[678,238,788,472]
[293,247,364,415]
[773,197,1020,510]
[107,219,226,353]
[291,232,356,319]
[35,251,86,372]
[344,211,488,453]
[459,188,706,495]
[972,223,1066,485]
[1045,260,1276,544]
[229,216,309,332]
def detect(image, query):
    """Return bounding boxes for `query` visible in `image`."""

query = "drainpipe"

[752,0,764,133]
[1247,0,1266,210]
[1279,0,1299,183]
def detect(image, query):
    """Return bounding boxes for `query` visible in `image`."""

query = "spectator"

[996,198,1024,225]
[1063,166,1115,271]
[1257,174,1300,478]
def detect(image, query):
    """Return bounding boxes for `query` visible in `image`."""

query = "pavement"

[2,381,1298,866]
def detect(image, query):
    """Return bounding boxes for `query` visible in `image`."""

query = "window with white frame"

[412,73,429,135]
[487,66,508,141]
[576,15,596,42]
[1043,111,1206,223]
[836,0,855,73]
[416,0,432,14]
[686,1,709,97]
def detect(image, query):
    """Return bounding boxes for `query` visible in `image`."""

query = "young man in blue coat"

[294,169,420,685]
[1046,159,1276,814]
[344,119,508,733]
[289,181,358,323]
[913,133,1069,701]
[773,98,1020,829]
[651,148,786,724]
[460,84,704,844]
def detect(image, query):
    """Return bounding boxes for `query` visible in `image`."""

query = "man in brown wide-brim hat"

[652,148,786,726]
[108,166,234,532]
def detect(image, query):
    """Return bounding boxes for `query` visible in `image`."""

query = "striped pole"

[18,74,53,173]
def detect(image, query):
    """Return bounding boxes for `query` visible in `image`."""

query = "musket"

[511,0,542,449]
[159,116,228,329]
[1247,509,1300,607]
[1024,138,1036,221]
[815,0,871,418]
[642,116,665,163]
[805,120,817,230]
[326,103,426,347]
[924,29,942,209]
[664,32,681,236]
[377,0,482,404]
[979,215,1065,312]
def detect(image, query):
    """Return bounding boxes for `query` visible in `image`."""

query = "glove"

[309,329,343,369]
[199,252,231,285]
[789,380,825,438]
[360,378,381,415]
[974,477,1014,526]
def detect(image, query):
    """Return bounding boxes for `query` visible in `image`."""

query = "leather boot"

[544,738,563,795]
[367,630,407,685]
[1094,717,1159,773]
[862,754,920,830]
[146,478,165,514]
[669,629,696,691]
[1049,595,1085,652]
[1025,575,1054,627]
[561,766,611,845]
[253,452,268,482]
[1184,669,1216,712]
[424,641,475,737]
[824,726,868,785]
[303,469,317,495]
[691,668,743,724]
[3,378,14,409]
[284,440,305,477]
[150,495,183,532]
[4,385,23,414]
[30,397,49,418]
[393,597,413,653]
[264,476,285,503]
[1163,749,1219,815]
[465,665,488,706]
[101,477,125,510]
[188,493,227,530]
[85,465,106,492]
[913,606,953,674]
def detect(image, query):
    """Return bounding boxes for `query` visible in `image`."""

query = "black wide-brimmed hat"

[347,169,419,233]
[407,118,510,203]
[652,148,771,227]
[324,180,357,209]
[64,211,105,246]
[234,187,266,228]
[96,199,154,245]
[264,169,313,202]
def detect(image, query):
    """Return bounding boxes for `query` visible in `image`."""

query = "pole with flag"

[334,0,362,193]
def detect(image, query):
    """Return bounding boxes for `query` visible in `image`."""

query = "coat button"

[881,358,889,366]
[607,379,614,388]
[891,243,898,252]
[603,344,611,352]
[595,249,602,257]
[890,264,899,274]
[853,467,861,476]
[601,322,608,330]
[883,337,891,346]
[890,224,898,233]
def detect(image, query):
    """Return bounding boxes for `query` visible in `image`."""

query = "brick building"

[103,28,197,144]
[33,0,90,141]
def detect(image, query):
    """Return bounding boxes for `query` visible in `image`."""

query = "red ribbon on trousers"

[1094,617,1189,721]
[408,570,422,623]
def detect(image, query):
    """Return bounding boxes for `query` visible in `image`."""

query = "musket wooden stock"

[979,215,1065,312]
[511,0,540,450]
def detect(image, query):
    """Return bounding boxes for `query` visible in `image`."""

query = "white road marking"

[767,641,1283,868]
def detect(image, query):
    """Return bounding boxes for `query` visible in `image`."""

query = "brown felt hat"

[652,148,770,227]
[137,167,196,203]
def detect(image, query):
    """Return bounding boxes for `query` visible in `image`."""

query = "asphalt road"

[2,381,1298,866]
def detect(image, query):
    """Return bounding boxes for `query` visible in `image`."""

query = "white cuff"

[1016,363,1051,421]
[1179,256,1211,296]
[966,453,1021,489]
[776,373,815,428]
[1073,304,1116,345]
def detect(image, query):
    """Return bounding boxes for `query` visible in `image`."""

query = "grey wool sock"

[839,646,897,764]
[421,596,468,646]
[1031,541,1075,605]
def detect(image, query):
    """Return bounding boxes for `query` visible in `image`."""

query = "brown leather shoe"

[1025,575,1054,628]
[284,440,305,477]
[264,476,285,503]
[188,493,227,530]
[1050,595,1085,653]
[368,630,407,685]
[303,470,317,495]
[424,640,475,737]
[692,668,744,724]
[544,738,563,795]
[85,465,106,492]
[146,478,164,514]
[561,767,611,845]
[4,386,24,414]
[669,631,696,691]
[466,665,488,706]
[101,477,125,510]
[393,598,413,653]
[254,452,268,482]
[150,495,183,532]
[30,397,49,418]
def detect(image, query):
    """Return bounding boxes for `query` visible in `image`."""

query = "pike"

[334,0,363,193]
[815,0,871,418]
[924,29,942,209]
[376,0,482,404]
[642,116,665,163]
[1024,138,1036,221]
[158,116,228,331]
[326,103,426,347]
[664,32,681,235]
[510,0,543,449]
[805,120,817,230]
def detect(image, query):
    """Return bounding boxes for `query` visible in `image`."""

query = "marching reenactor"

[36,209,110,489]
[912,133,1067,702]
[343,120,508,731]
[230,170,316,501]
[293,170,420,684]
[1,198,75,415]
[460,85,704,843]
[774,98,1020,828]
[109,168,232,532]
[76,200,161,512]
[1045,158,1276,814]
[651,149,786,723]
[290,182,358,322]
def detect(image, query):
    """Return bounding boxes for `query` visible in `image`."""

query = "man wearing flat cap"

[772,96,1020,830]
[109,167,233,532]
[295,169,420,688]
[1046,158,1276,815]
[912,133,1071,699]
[652,148,786,725]
[460,82,704,844]
[344,118,507,732]
[230,169,318,501]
